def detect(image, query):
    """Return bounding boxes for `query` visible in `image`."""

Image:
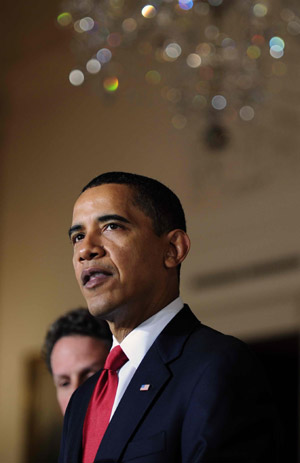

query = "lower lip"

[84,274,111,289]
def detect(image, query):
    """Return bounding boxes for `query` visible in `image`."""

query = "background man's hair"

[82,171,186,236]
[42,308,112,373]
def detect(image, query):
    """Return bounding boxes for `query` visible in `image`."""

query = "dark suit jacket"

[59,305,281,462]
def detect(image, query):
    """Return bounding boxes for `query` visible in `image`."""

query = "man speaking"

[59,172,280,463]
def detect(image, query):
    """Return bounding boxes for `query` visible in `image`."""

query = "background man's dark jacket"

[59,305,281,462]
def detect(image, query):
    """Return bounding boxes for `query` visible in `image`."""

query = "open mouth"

[81,268,112,288]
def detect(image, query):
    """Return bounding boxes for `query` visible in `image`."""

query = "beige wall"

[1,1,300,461]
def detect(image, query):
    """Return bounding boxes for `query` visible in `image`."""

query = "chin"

[87,299,114,319]
[87,305,105,318]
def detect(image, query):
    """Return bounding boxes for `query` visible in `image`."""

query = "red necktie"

[82,345,128,463]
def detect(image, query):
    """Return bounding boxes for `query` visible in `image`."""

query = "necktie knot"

[104,345,128,372]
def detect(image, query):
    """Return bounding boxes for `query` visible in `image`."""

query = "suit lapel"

[94,305,200,463]
[95,347,170,462]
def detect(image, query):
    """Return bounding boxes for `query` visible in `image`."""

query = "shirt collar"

[112,297,184,369]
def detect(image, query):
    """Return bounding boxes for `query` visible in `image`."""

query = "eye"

[71,233,85,244]
[105,223,122,231]
[57,380,70,388]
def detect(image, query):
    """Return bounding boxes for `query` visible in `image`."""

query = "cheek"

[129,245,162,271]
[73,259,81,282]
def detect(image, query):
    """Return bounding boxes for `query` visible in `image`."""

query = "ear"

[164,229,191,269]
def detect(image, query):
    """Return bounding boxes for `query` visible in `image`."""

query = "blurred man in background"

[43,307,112,414]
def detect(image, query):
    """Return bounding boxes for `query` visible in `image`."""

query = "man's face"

[51,335,109,415]
[70,184,171,327]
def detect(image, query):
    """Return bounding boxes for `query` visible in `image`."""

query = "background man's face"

[51,335,109,415]
[70,184,169,325]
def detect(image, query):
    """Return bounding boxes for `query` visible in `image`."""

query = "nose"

[78,233,106,262]
[72,378,81,391]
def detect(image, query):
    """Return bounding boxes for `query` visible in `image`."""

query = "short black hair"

[42,308,112,374]
[82,172,186,236]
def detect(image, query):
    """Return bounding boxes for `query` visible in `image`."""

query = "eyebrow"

[68,214,130,239]
[54,374,69,380]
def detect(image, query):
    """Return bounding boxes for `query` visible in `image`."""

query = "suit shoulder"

[183,322,268,387]
[160,305,254,366]
[192,321,244,346]
[186,321,265,373]
[190,321,254,358]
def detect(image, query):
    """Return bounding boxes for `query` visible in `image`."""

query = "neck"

[107,291,180,343]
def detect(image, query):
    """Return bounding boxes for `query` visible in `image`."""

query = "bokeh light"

[60,0,293,132]
[103,77,119,92]
[269,38,285,60]
[253,3,268,18]
[196,42,214,58]
[69,70,84,86]
[205,25,219,40]
[165,43,182,60]
[269,37,285,50]
[86,59,101,74]
[187,53,201,68]
[141,5,157,18]
[178,0,193,10]
[122,18,137,33]
[171,114,187,129]
[57,12,72,27]
[192,94,207,108]
[79,17,94,31]
[251,34,265,46]
[247,45,261,59]
[211,95,227,110]
[270,46,284,59]
[74,20,84,33]
[96,48,112,63]
[165,88,182,103]
[239,105,255,121]
[145,70,161,84]
[222,38,235,48]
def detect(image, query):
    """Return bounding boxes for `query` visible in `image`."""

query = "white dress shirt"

[110,296,184,418]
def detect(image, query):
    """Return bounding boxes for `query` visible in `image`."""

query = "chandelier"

[57,0,299,148]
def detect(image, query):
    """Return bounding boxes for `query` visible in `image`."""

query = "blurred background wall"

[1,0,300,461]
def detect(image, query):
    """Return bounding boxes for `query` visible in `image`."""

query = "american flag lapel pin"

[140,384,151,391]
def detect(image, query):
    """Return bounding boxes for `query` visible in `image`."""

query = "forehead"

[72,183,149,224]
[51,335,107,366]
